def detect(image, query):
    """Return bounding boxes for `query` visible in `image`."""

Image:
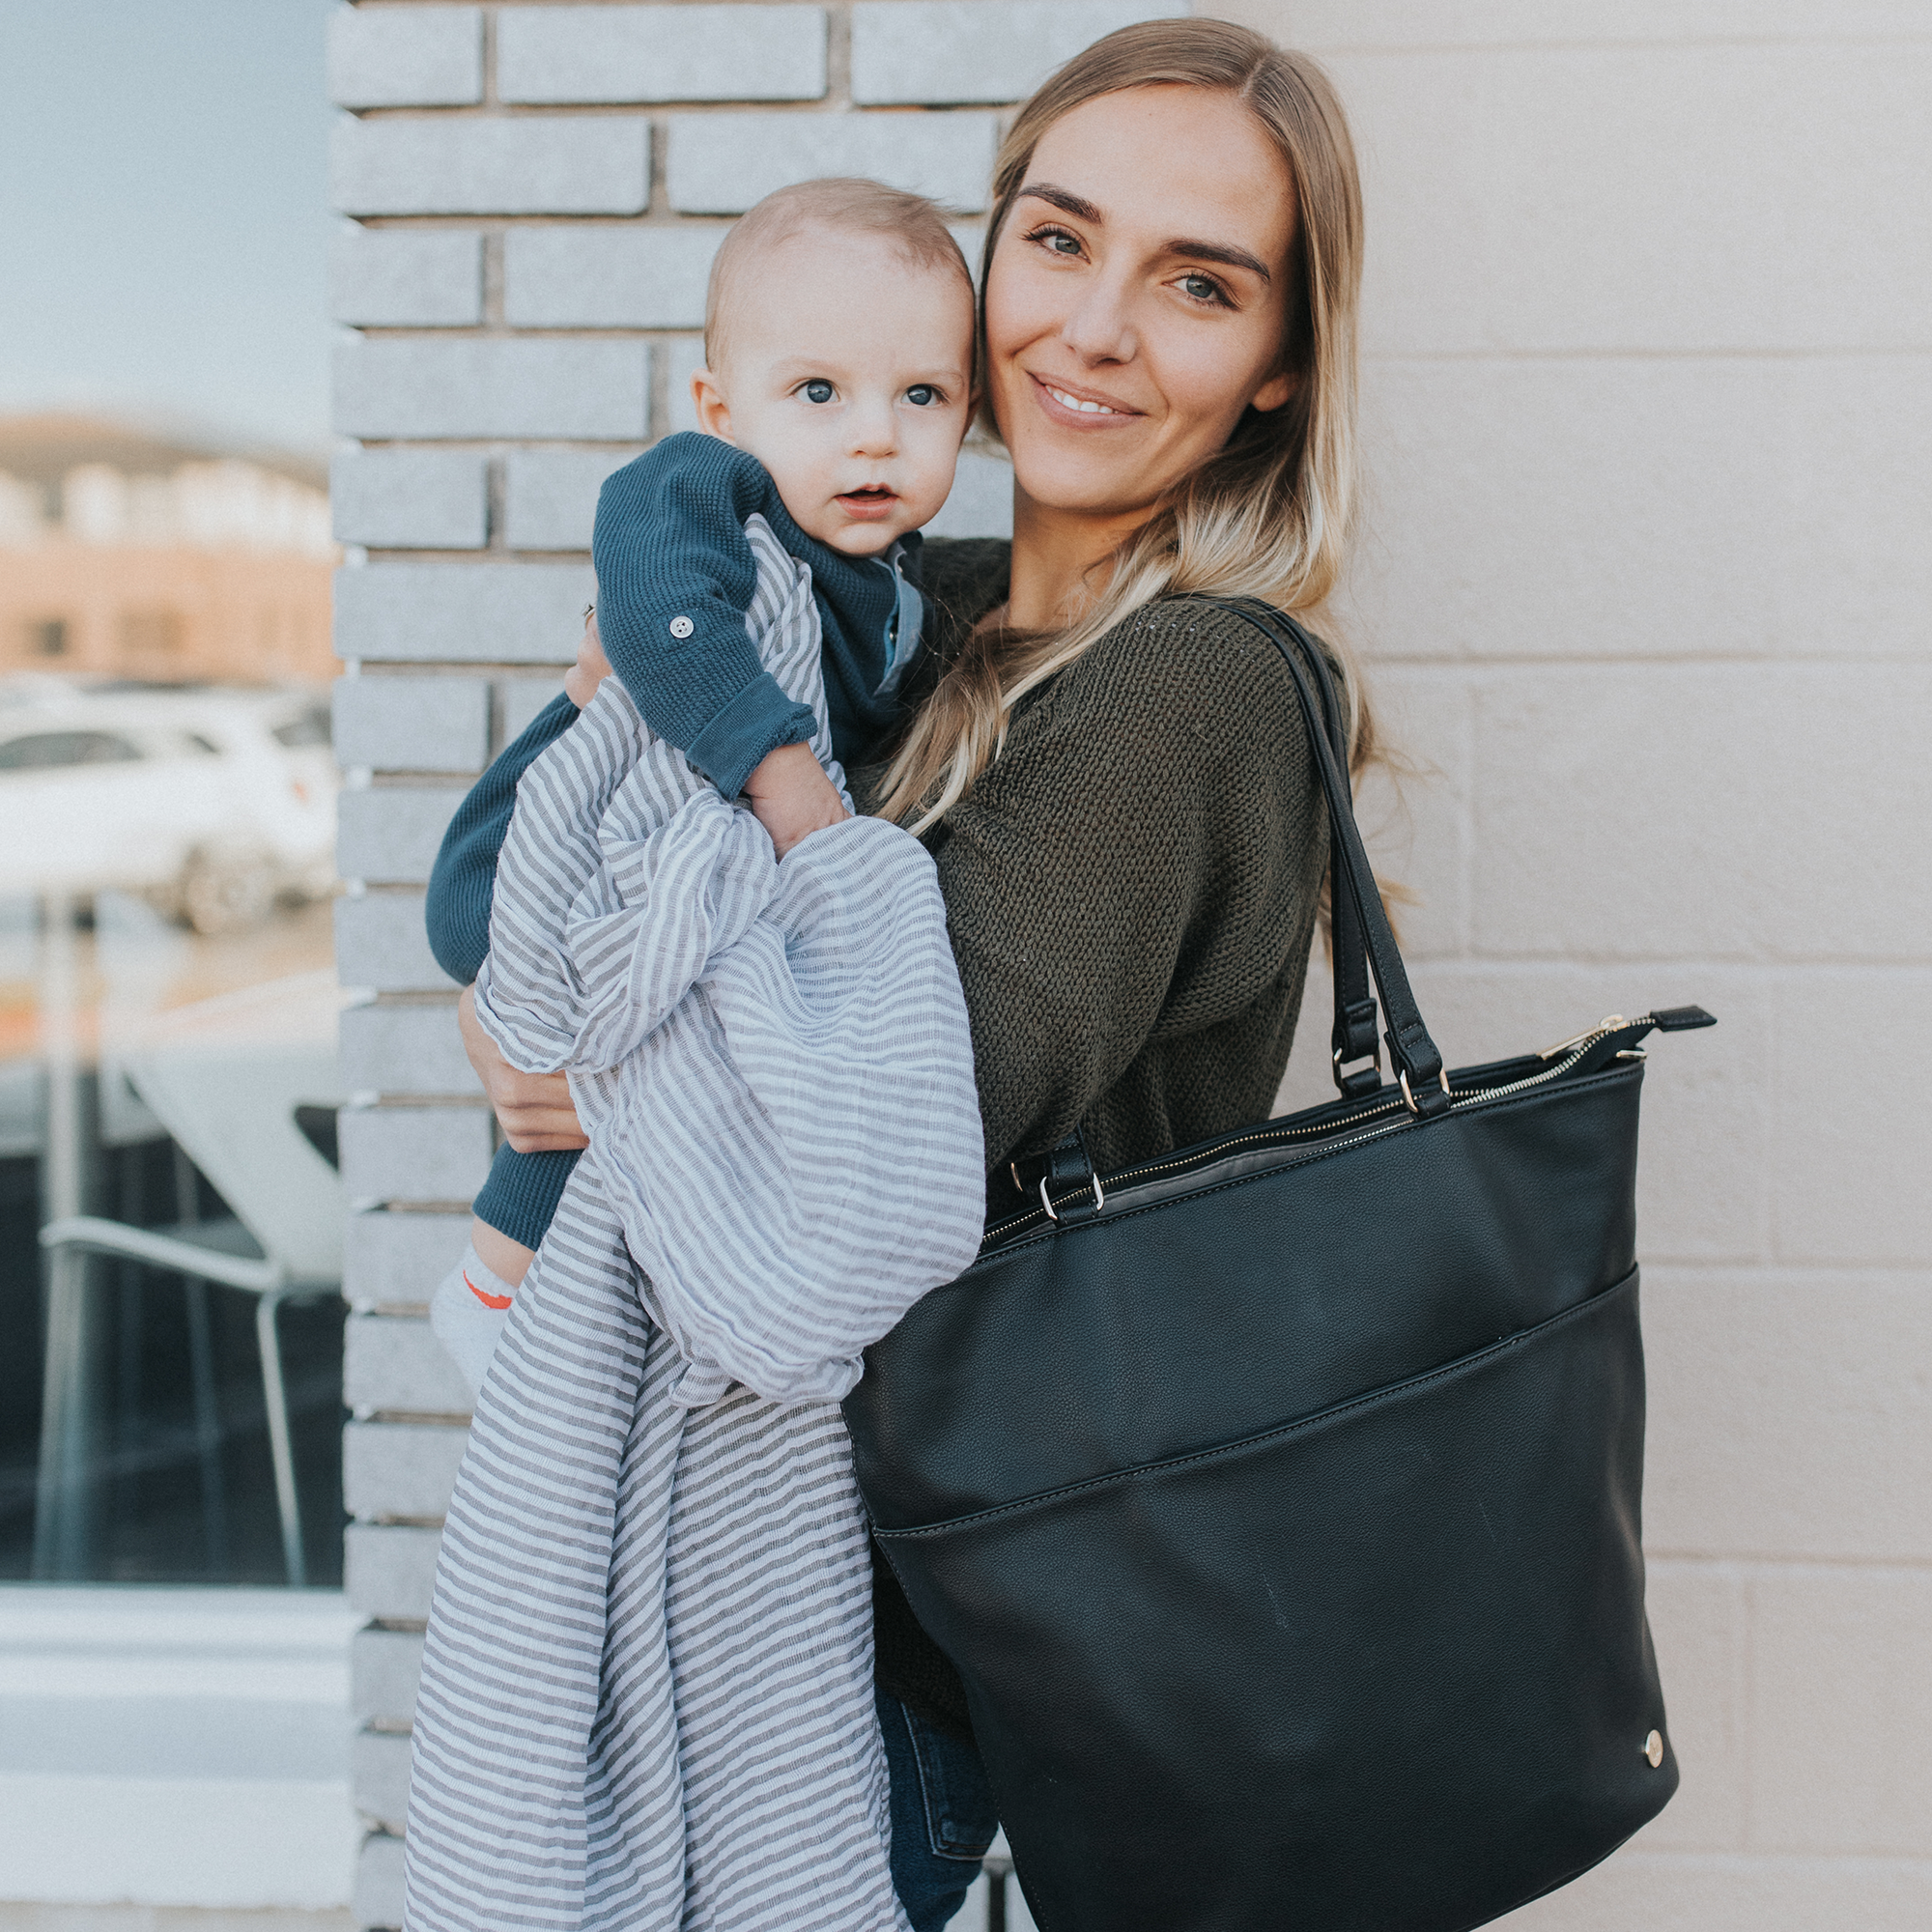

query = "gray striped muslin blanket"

[403,515,985,1932]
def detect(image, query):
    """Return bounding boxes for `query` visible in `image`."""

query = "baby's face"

[694,228,976,557]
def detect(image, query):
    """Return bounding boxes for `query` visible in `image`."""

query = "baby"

[430,178,978,1387]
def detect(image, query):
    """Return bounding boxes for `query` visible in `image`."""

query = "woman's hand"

[458,984,589,1152]
[564,610,612,710]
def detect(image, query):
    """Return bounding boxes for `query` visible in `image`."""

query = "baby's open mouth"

[838,486,898,516]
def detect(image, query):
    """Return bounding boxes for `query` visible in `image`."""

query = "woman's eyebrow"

[1166,238,1271,282]
[1017,182,1103,222]
[1018,183,1270,282]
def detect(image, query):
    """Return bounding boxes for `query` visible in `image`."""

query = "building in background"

[0,413,337,685]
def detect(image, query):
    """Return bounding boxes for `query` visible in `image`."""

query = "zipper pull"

[1539,1015,1626,1060]
[1646,1005,1718,1033]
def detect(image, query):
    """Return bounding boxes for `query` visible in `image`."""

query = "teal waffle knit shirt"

[425,432,922,1249]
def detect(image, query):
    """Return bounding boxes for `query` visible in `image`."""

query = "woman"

[455,19,1371,1928]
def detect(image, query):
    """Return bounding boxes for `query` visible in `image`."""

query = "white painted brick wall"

[666,109,999,213]
[498,4,829,103]
[332,117,651,216]
[342,999,483,1094]
[345,1524,442,1621]
[344,1421,469,1520]
[331,450,490,551]
[353,1628,428,1724]
[334,339,652,441]
[927,448,1015,541]
[851,0,1178,104]
[502,225,723,328]
[354,1833,406,1932]
[352,1728,414,1834]
[664,335,708,433]
[343,1212,469,1314]
[327,5,484,109]
[333,676,491,775]
[502,448,638,551]
[345,1314,475,1415]
[330,226,484,327]
[500,675,570,739]
[333,894,453,993]
[333,562,595,663]
[336,786,466,886]
[339,1105,495,1207]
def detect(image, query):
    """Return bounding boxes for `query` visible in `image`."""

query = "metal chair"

[38,972,343,1585]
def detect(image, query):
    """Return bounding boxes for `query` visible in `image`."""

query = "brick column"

[327,4,1178,1921]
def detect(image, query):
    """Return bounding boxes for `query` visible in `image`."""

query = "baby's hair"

[702,177,973,369]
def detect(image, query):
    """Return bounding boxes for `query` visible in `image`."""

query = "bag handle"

[1204,598,1451,1118]
[1254,607,1383,1097]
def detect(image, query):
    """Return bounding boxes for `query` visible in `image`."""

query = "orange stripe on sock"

[464,1271,512,1311]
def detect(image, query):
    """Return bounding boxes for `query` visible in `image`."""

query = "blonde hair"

[702,177,973,370]
[874,18,1374,834]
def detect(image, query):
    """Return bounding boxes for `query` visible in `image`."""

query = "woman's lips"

[1028,372,1140,426]
[836,488,898,521]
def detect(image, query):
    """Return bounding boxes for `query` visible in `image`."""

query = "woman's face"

[983,85,1297,528]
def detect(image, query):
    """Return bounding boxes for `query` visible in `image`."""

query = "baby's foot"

[431,1242,516,1399]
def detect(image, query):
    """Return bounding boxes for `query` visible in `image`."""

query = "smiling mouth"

[1032,374,1136,418]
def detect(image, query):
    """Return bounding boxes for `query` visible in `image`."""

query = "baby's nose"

[849,401,898,455]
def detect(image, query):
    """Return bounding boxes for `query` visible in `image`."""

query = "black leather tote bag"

[843,601,1713,1932]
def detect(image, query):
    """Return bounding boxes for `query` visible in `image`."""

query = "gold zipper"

[982,1013,1651,1252]
[1539,1013,1627,1060]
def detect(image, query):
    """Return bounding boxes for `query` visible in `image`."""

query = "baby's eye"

[905,384,943,407]
[801,379,836,404]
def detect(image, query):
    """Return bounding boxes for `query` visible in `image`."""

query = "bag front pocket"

[876,1269,1674,1932]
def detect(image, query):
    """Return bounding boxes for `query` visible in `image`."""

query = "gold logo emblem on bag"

[1644,1730,1663,1768]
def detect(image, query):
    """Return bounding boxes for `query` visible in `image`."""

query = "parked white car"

[0,681,336,930]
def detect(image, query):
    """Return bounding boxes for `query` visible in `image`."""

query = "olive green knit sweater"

[860,539,1330,1735]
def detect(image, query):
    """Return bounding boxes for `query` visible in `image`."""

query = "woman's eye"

[1179,272,1229,306]
[1026,225,1084,259]
[905,384,942,407]
[802,379,835,404]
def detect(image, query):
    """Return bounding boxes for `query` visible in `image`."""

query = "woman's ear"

[1250,368,1296,414]
[691,369,734,442]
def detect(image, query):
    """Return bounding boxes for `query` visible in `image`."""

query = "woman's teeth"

[1046,384,1120,415]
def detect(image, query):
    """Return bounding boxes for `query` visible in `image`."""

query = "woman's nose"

[1060,273,1138,365]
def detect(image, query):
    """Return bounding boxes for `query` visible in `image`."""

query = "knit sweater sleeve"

[425,692,581,985]
[592,433,818,798]
[927,602,1321,1176]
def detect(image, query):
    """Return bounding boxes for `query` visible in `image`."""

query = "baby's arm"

[594,433,850,850]
[593,434,817,796]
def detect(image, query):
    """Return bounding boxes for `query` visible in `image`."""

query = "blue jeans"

[878,1685,999,1932]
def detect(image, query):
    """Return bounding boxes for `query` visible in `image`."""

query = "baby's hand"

[743,741,849,859]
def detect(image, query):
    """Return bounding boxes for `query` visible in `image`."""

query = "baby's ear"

[691,368,734,442]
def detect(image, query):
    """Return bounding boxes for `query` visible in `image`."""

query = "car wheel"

[179,847,277,935]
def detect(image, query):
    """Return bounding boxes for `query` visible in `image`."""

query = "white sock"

[431,1241,516,1400]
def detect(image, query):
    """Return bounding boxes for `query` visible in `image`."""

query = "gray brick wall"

[327,4,1169,1918]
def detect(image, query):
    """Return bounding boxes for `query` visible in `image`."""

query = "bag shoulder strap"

[1202,598,1450,1117]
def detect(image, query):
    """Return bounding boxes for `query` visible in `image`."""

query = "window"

[0,730,145,772]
